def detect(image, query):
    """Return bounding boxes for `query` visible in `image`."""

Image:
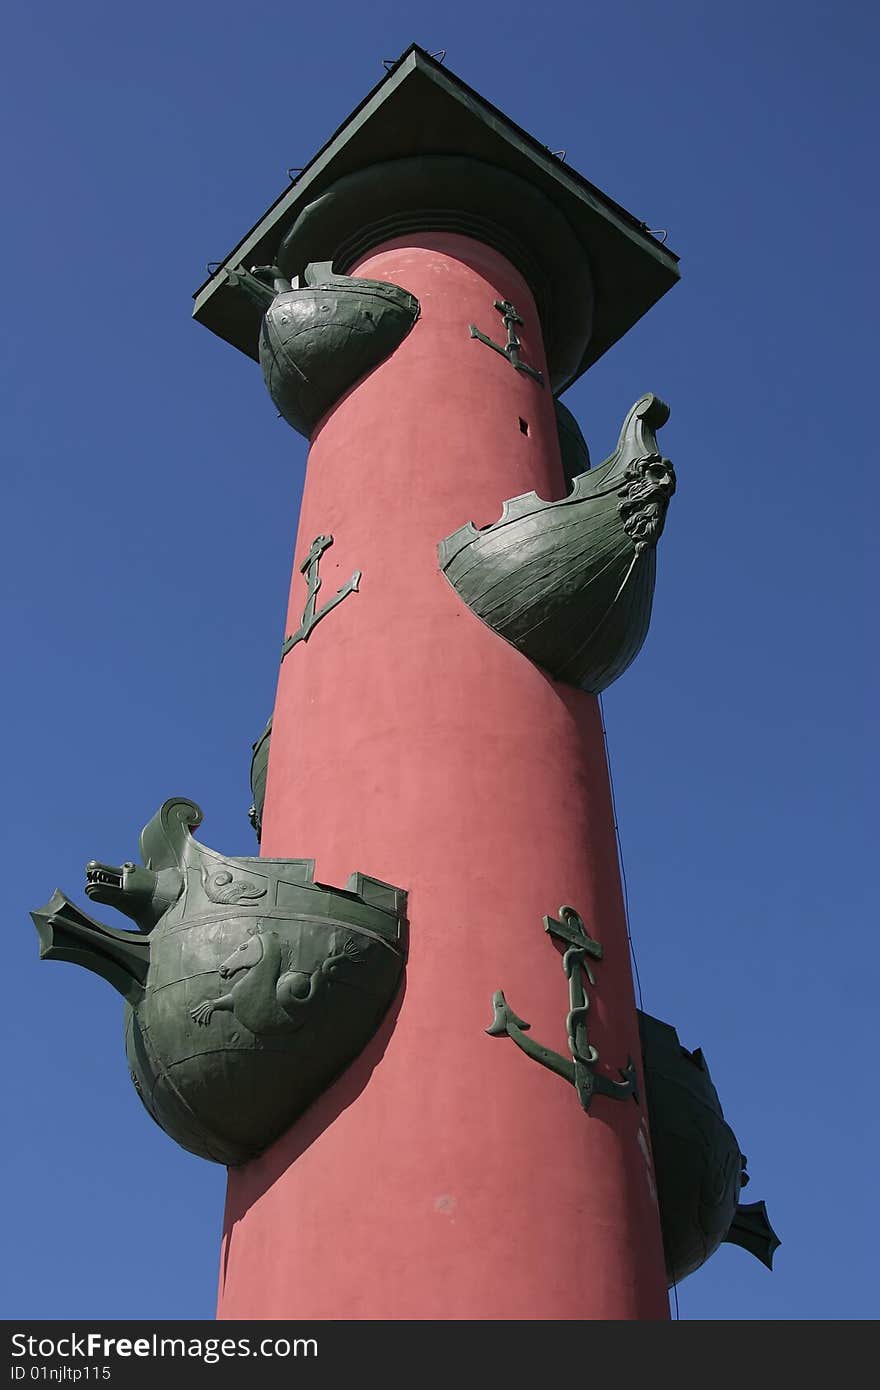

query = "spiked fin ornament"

[724,1200,781,1270]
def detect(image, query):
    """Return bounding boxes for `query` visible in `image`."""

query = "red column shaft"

[217,233,669,1320]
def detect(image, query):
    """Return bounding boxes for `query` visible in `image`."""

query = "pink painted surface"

[217,233,669,1320]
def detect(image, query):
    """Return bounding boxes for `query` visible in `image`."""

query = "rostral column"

[27,43,777,1321]
[194,48,678,1319]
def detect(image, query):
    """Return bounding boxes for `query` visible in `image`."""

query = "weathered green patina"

[439,394,675,694]
[31,800,407,1164]
[248,718,272,842]
[228,260,419,438]
[192,46,679,390]
[638,1011,780,1286]
[274,155,592,395]
[282,534,361,660]
[486,954,779,1281]
[469,297,544,384]
[487,905,638,1112]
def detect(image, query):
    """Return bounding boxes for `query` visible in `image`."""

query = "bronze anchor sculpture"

[487,905,637,1112]
[282,533,360,660]
[469,297,544,384]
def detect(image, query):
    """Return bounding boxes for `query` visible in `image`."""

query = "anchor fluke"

[486,989,530,1036]
[487,906,635,1114]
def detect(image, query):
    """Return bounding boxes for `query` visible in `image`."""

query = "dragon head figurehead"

[84,859,183,933]
[82,798,201,931]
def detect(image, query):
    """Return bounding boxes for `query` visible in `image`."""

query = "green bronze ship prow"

[638,1011,780,1286]
[440,394,675,694]
[31,798,407,1165]
[227,260,419,438]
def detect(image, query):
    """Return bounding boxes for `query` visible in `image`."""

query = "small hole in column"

[519,417,529,436]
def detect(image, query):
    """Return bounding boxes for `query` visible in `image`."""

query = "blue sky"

[1,0,875,1321]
